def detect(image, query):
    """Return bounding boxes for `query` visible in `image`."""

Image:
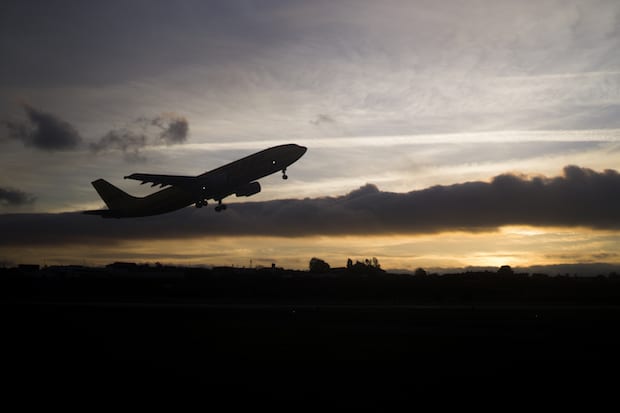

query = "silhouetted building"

[106,262,138,270]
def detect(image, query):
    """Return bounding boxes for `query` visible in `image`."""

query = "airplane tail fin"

[91,179,138,210]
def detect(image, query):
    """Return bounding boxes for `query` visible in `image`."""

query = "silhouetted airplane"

[84,144,307,218]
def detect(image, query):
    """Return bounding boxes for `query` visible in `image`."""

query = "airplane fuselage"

[85,144,307,218]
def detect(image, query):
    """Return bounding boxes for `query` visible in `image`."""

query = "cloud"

[3,1,620,147]
[90,113,189,159]
[89,129,148,161]
[0,186,35,206]
[3,105,83,151]
[2,105,189,160]
[150,113,189,145]
[310,114,336,126]
[0,166,619,246]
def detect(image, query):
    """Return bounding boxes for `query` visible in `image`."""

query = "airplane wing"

[124,173,200,191]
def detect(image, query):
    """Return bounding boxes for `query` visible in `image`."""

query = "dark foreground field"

[3,269,620,406]
[4,302,620,406]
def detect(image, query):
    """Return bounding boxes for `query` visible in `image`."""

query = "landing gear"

[282,168,288,180]
[214,200,227,212]
[195,200,207,208]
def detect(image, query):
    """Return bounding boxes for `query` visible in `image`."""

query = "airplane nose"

[296,146,307,161]
[285,144,307,163]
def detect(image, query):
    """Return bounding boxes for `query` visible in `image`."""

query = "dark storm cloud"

[1,166,619,246]
[0,186,35,206]
[3,105,83,151]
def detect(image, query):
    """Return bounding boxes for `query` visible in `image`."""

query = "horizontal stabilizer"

[82,209,117,218]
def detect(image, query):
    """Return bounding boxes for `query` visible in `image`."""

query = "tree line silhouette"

[2,260,620,305]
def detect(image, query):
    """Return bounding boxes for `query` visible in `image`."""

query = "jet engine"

[235,181,261,197]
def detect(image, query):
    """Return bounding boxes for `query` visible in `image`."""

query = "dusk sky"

[1,0,620,271]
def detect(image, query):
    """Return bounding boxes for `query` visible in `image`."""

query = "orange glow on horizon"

[2,226,620,271]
